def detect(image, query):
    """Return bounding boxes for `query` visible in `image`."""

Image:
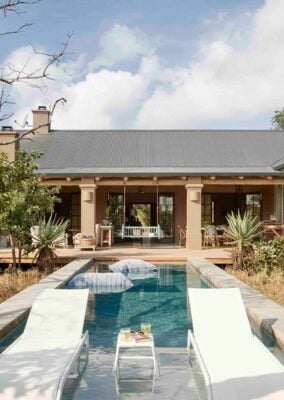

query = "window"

[159,194,174,239]
[202,194,214,226]
[70,193,81,230]
[246,193,262,220]
[108,193,124,236]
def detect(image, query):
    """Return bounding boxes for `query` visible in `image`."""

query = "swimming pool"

[66,264,208,348]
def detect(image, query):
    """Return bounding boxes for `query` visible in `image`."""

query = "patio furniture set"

[177,224,227,248]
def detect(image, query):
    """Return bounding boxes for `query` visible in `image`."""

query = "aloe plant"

[223,211,262,269]
[31,215,69,271]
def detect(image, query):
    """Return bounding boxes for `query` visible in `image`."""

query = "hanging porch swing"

[121,179,161,240]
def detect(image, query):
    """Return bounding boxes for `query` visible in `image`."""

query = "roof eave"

[36,167,284,177]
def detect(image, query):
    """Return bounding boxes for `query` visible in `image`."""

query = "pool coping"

[189,257,284,352]
[0,256,94,341]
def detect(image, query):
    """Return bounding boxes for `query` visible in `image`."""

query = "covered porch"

[50,176,284,250]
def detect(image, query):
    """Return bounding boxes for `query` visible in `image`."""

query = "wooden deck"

[0,246,232,265]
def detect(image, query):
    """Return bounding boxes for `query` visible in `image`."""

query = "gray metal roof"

[21,129,284,176]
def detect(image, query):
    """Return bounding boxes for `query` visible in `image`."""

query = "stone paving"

[62,348,201,400]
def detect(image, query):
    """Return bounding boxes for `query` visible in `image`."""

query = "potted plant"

[103,205,112,226]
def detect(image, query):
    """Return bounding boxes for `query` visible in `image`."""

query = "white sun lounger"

[187,288,284,400]
[0,288,89,400]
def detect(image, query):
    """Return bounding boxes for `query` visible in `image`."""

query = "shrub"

[30,215,69,271]
[253,236,284,275]
[223,211,262,269]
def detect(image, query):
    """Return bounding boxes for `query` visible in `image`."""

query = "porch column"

[79,180,97,233]
[185,178,203,250]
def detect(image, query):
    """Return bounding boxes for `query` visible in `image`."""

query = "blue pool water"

[66,264,208,348]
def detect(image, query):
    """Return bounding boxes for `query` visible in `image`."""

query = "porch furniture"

[73,233,96,250]
[0,288,89,400]
[31,225,68,248]
[99,225,114,247]
[113,332,159,379]
[216,225,227,246]
[262,222,284,237]
[177,225,186,247]
[187,288,284,400]
[203,225,219,247]
[121,224,161,239]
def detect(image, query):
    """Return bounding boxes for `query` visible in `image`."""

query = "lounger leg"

[77,331,89,375]
[113,340,120,375]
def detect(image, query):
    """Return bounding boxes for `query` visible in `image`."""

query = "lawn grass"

[0,269,47,304]
[227,268,284,306]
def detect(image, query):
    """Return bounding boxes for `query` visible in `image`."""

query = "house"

[1,106,284,249]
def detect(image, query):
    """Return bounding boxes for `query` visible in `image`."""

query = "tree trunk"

[10,234,17,270]
[18,242,22,269]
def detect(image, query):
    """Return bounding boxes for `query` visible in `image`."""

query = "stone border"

[189,257,284,352]
[0,255,94,341]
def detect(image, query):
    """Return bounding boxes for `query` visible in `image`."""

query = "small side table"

[113,333,159,379]
[99,225,113,247]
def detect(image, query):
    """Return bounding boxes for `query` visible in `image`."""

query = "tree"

[0,0,70,144]
[272,108,284,130]
[0,150,59,269]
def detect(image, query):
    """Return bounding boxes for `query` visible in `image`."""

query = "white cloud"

[135,0,284,128]
[89,24,153,70]
[7,0,284,129]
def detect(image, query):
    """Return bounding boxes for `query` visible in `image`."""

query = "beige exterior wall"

[0,132,18,162]
[79,179,97,234]
[32,109,50,134]
[186,178,203,250]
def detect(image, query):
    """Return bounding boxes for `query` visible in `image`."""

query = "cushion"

[109,259,157,273]
[67,272,133,293]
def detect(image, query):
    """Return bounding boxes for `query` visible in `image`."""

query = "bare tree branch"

[0,97,67,145]
[0,0,40,16]
[0,22,31,35]
[0,34,71,86]
[0,0,70,130]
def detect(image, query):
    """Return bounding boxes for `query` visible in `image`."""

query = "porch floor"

[0,246,232,265]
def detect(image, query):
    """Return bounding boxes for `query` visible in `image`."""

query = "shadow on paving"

[62,348,200,400]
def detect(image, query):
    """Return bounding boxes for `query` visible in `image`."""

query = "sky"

[1,0,283,130]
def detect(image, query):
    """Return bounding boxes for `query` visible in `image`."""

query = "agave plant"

[31,215,69,271]
[223,211,263,269]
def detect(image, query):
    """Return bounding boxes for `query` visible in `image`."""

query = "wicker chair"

[203,225,219,247]
[73,233,96,250]
[177,225,187,247]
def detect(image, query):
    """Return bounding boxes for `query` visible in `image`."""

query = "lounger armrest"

[187,329,213,400]
[55,330,89,400]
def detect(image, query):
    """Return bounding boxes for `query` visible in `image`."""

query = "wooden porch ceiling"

[38,176,284,186]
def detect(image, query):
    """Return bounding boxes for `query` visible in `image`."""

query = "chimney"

[32,106,50,134]
[0,126,18,162]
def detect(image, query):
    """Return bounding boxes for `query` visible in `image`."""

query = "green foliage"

[31,214,69,271]
[224,210,262,251]
[272,108,284,130]
[224,210,262,269]
[0,151,60,268]
[253,237,284,275]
